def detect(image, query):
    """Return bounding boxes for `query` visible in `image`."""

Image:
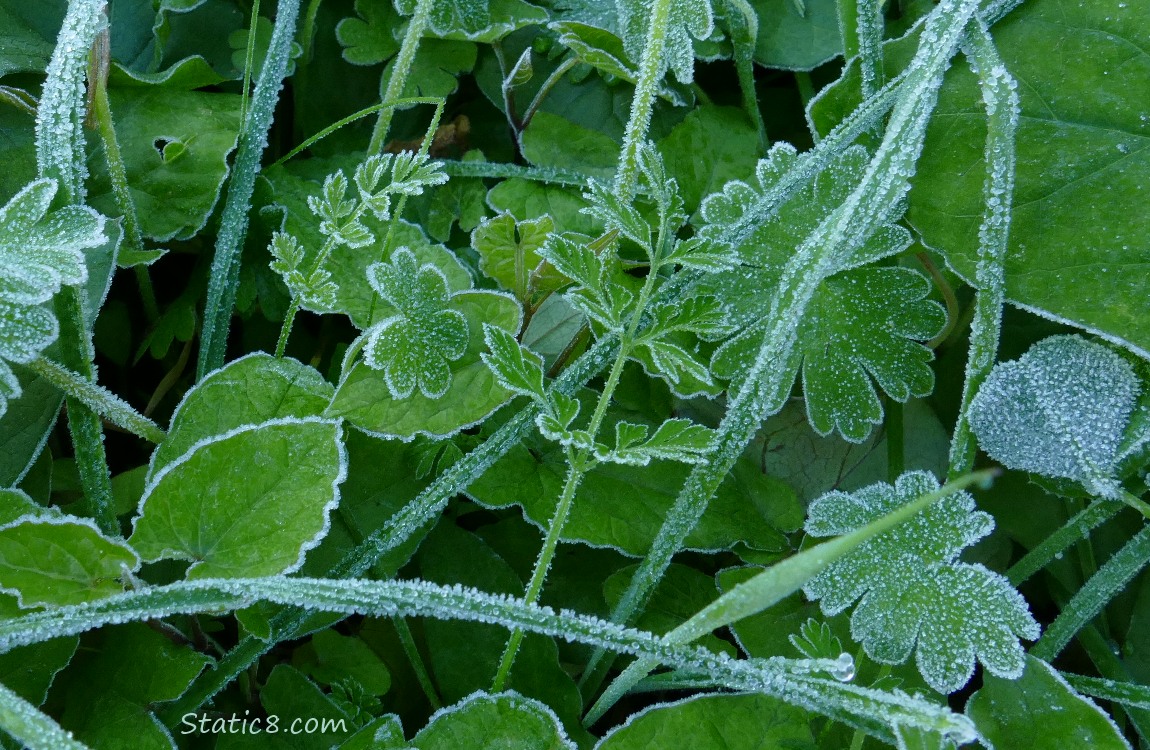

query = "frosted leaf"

[639,296,735,343]
[268,232,338,309]
[617,0,713,84]
[583,179,651,250]
[535,391,606,453]
[803,471,1040,694]
[790,619,845,661]
[710,267,944,443]
[538,232,634,331]
[361,248,469,399]
[537,233,607,295]
[637,339,713,387]
[597,417,714,465]
[968,335,1140,500]
[481,323,546,400]
[471,213,565,303]
[388,150,449,196]
[0,179,106,305]
[309,171,372,247]
[396,0,491,37]
[661,234,738,272]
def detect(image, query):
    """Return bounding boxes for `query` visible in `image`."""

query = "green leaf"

[150,352,334,479]
[550,22,690,107]
[594,693,816,749]
[700,145,941,442]
[907,0,1150,357]
[54,623,212,750]
[130,417,347,578]
[486,178,598,236]
[482,323,547,400]
[0,634,77,707]
[468,416,798,556]
[617,0,714,84]
[293,629,392,696]
[87,87,242,241]
[227,15,303,79]
[967,655,1131,750]
[471,213,565,302]
[520,111,620,178]
[968,335,1141,501]
[602,418,715,465]
[0,4,56,78]
[0,370,62,487]
[656,105,760,214]
[0,517,138,607]
[329,291,522,439]
[408,692,574,750]
[231,663,355,748]
[748,0,841,70]
[395,0,547,41]
[336,0,403,65]
[383,39,477,100]
[803,471,1040,694]
[361,247,471,399]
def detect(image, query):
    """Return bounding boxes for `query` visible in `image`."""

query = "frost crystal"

[968,335,1140,500]
[361,248,469,399]
[803,471,1040,694]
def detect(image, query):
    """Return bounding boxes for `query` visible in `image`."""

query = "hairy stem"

[27,358,165,444]
[198,0,301,379]
[0,680,89,750]
[368,0,432,153]
[614,0,673,199]
[721,0,768,151]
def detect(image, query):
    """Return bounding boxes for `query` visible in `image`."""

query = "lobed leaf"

[481,323,547,401]
[803,471,1040,693]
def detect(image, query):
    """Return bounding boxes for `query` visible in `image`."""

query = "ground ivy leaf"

[803,471,1040,694]
[594,693,816,749]
[87,87,241,241]
[407,691,574,749]
[618,0,714,84]
[362,247,471,400]
[54,623,212,750]
[150,352,334,480]
[130,417,347,578]
[329,291,522,439]
[967,655,1130,750]
[471,213,565,302]
[0,517,138,607]
[968,335,1140,500]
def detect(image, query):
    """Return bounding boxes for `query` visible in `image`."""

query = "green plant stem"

[1034,524,1150,661]
[614,0,673,199]
[368,0,432,153]
[391,616,442,710]
[0,680,90,750]
[26,358,166,444]
[721,0,768,151]
[1119,489,1150,520]
[493,266,662,689]
[88,25,158,322]
[239,0,262,127]
[1006,500,1121,586]
[521,56,579,131]
[584,470,996,724]
[198,0,301,380]
[1068,622,1150,741]
[946,20,1017,478]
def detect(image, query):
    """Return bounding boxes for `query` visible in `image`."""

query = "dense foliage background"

[0,0,1148,748]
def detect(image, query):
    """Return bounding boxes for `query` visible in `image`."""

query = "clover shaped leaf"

[362,247,469,399]
[803,471,1040,694]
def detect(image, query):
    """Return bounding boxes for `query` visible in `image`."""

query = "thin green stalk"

[721,0,768,151]
[584,470,995,724]
[88,25,158,321]
[580,0,985,704]
[368,0,433,153]
[493,264,663,688]
[26,358,166,444]
[198,0,302,379]
[1006,500,1122,586]
[521,56,579,131]
[615,0,673,199]
[1064,673,1150,712]
[1070,623,1150,742]
[946,20,1018,478]
[1033,525,1150,661]
[391,617,441,710]
[36,0,116,535]
[239,0,263,127]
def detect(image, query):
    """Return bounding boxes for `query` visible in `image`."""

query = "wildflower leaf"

[803,471,1040,694]
[617,0,714,84]
[336,0,403,65]
[0,517,139,608]
[968,335,1140,500]
[409,692,574,748]
[601,418,715,465]
[701,145,941,442]
[471,213,565,302]
[362,247,470,400]
[481,323,546,400]
[131,417,347,579]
